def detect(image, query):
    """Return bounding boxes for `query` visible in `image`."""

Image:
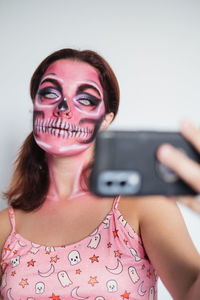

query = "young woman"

[0,48,199,299]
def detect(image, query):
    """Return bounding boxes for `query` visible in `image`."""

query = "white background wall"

[0,0,200,299]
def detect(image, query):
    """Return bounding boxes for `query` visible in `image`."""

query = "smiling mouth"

[34,117,92,139]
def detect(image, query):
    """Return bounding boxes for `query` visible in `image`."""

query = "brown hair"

[4,48,120,211]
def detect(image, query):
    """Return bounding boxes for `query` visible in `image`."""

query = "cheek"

[73,101,106,122]
[34,98,55,117]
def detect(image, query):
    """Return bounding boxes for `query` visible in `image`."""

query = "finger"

[180,120,200,153]
[176,196,200,215]
[157,144,200,193]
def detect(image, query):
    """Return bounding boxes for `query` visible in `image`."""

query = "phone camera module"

[98,170,141,195]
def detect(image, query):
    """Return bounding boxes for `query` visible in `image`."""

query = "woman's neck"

[46,146,93,202]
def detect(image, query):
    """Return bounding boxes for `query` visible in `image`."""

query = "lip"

[34,117,92,139]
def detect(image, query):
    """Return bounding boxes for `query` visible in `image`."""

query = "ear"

[100,112,114,130]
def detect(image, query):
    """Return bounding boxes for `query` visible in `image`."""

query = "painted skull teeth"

[34,117,92,139]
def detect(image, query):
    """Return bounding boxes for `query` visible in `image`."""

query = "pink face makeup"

[33,60,105,156]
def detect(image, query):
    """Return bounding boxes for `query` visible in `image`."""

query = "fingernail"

[157,144,173,160]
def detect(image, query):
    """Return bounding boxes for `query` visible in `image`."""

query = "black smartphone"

[90,130,200,197]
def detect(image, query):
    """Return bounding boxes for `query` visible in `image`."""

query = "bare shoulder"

[119,195,182,219]
[0,208,12,254]
[133,195,198,255]
[133,195,185,227]
[118,195,186,236]
[0,208,11,233]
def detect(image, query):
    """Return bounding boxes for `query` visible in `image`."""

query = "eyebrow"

[40,78,62,93]
[42,73,64,82]
[77,84,101,97]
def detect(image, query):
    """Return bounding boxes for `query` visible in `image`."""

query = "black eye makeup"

[38,87,61,103]
[74,93,101,108]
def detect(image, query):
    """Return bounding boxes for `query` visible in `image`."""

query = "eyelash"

[76,94,99,106]
[78,99,95,106]
[38,88,100,108]
[38,88,60,100]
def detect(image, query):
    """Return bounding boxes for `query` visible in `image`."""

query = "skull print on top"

[0,197,157,299]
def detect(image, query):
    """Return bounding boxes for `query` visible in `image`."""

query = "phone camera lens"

[106,181,113,186]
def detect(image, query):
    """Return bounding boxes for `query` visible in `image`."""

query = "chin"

[34,135,92,157]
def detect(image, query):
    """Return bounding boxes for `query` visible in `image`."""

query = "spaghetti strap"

[8,206,16,233]
[113,196,120,210]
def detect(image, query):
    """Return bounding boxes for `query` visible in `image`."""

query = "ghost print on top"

[0,198,157,299]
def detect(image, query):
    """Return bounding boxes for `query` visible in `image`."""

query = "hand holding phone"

[157,120,200,214]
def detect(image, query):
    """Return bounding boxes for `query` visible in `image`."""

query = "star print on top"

[0,197,157,299]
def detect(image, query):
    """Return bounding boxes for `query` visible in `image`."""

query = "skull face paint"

[33,60,105,156]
